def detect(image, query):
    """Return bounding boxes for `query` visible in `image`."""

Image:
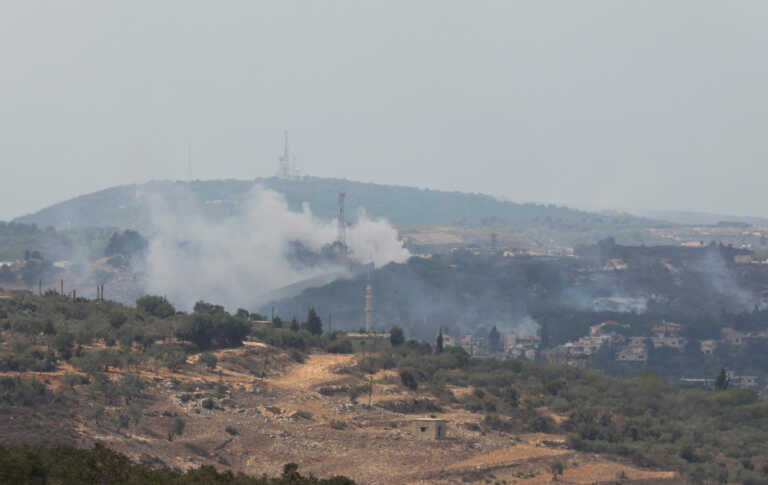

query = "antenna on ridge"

[277,130,292,178]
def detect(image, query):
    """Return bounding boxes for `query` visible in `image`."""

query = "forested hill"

[14,176,650,231]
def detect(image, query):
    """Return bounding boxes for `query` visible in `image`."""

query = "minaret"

[365,277,373,333]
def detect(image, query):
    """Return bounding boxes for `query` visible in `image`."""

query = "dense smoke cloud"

[142,185,409,311]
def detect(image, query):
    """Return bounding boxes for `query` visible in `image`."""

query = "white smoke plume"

[141,185,409,311]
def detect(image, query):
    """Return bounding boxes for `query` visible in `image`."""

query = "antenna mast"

[337,192,347,249]
[278,130,291,178]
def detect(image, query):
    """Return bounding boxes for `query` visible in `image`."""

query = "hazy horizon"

[2,1,767,221]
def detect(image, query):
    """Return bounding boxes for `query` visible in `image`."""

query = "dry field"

[0,345,678,484]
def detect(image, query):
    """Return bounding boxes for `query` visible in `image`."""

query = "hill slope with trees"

[14,177,653,233]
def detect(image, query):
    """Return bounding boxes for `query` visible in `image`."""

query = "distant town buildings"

[616,337,648,362]
[650,321,686,349]
[455,329,540,360]
[503,332,540,360]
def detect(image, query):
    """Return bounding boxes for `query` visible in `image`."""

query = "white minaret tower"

[365,280,373,333]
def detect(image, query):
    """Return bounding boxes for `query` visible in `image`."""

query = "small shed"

[409,418,447,440]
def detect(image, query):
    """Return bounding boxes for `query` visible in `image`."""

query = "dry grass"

[0,350,678,485]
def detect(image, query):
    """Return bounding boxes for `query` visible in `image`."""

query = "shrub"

[399,368,419,391]
[390,326,405,346]
[225,425,239,436]
[291,410,313,420]
[109,313,128,328]
[136,296,175,318]
[199,352,217,369]
[327,339,354,354]
[330,420,347,430]
[171,417,186,437]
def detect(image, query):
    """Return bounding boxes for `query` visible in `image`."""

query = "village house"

[616,337,648,362]
[502,332,540,360]
[650,321,686,349]
[542,347,589,369]
[722,328,747,346]
[699,339,717,355]
[459,335,488,356]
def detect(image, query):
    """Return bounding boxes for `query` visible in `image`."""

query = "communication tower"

[277,131,292,178]
[337,192,347,248]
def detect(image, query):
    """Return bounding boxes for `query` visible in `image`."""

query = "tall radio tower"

[337,192,347,249]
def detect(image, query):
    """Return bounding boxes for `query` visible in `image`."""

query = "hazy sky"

[2,1,767,221]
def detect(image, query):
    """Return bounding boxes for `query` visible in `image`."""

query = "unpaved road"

[268,353,356,390]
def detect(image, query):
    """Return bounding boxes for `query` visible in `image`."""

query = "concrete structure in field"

[409,418,447,440]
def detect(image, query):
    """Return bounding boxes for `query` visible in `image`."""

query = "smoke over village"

[4,2,768,484]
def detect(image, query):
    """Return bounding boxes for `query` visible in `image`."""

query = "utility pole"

[368,376,373,408]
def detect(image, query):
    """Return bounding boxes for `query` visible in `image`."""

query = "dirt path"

[268,353,356,390]
[186,340,267,364]
[444,444,569,472]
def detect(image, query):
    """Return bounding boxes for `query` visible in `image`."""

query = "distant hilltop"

[13,176,648,231]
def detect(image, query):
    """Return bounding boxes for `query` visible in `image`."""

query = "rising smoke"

[141,185,409,311]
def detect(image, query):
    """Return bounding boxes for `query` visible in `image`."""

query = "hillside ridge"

[14,176,651,231]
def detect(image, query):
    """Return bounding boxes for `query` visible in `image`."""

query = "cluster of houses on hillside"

[543,320,696,368]
[443,331,541,360]
[541,320,766,392]
[441,319,767,393]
